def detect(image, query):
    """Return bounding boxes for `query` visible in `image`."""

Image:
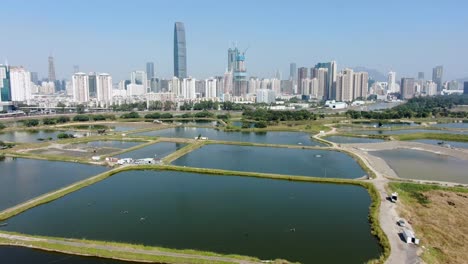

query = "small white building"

[117,158,133,165]
[91,156,101,161]
[329,102,348,109]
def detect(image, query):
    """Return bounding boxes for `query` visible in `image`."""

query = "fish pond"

[410,139,468,149]
[370,149,468,184]
[0,130,77,143]
[0,158,107,211]
[135,127,326,146]
[2,170,382,263]
[116,142,186,159]
[173,144,366,178]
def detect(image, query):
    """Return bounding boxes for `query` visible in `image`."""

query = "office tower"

[418,72,424,80]
[0,65,11,102]
[96,73,113,106]
[401,78,415,99]
[387,71,398,93]
[73,65,80,73]
[335,68,354,102]
[228,48,237,72]
[432,65,443,91]
[146,62,155,80]
[48,55,56,82]
[205,78,217,98]
[248,77,260,94]
[297,67,308,95]
[464,82,468,95]
[353,72,369,99]
[195,80,205,96]
[72,72,89,103]
[9,67,32,102]
[150,78,161,93]
[30,72,39,84]
[88,72,97,98]
[233,51,248,97]
[289,63,297,81]
[174,22,187,78]
[314,61,336,99]
[182,77,196,99]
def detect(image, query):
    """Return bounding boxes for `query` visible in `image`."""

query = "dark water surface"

[3,170,381,263]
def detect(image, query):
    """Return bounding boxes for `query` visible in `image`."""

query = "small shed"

[91,156,101,161]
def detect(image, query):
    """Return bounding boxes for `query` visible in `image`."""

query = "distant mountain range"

[352,67,387,82]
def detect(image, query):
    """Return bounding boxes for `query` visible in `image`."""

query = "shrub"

[0,122,5,130]
[194,111,214,118]
[91,114,106,121]
[42,118,57,125]
[57,132,74,139]
[254,121,267,128]
[121,112,140,119]
[160,113,173,119]
[73,115,90,122]
[144,112,161,119]
[24,119,39,127]
[56,116,70,123]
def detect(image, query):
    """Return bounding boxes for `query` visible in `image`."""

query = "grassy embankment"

[392,133,468,142]
[389,182,468,264]
[0,232,265,264]
[0,164,390,264]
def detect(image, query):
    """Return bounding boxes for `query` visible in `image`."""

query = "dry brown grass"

[398,190,468,264]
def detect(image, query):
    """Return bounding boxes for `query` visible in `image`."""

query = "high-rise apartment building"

[72,72,89,103]
[297,67,308,95]
[10,67,32,102]
[96,73,113,106]
[424,81,437,96]
[312,67,328,100]
[314,61,336,99]
[256,89,276,104]
[205,78,217,98]
[182,77,196,99]
[432,65,443,91]
[146,62,155,80]
[353,72,369,99]
[48,55,56,82]
[336,68,354,102]
[174,22,187,78]
[131,71,147,92]
[223,71,233,95]
[387,71,398,93]
[401,78,415,99]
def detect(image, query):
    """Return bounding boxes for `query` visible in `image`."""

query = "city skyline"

[1,0,467,81]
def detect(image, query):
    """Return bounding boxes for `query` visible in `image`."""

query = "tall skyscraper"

[72,72,89,103]
[228,48,237,72]
[432,65,443,91]
[88,73,97,98]
[48,55,56,82]
[146,62,155,80]
[174,22,187,79]
[297,67,308,95]
[0,65,11,103]
[464,82,468,95]
[289,63,297,80]
[233,51,248,97]
[401,78,415,99]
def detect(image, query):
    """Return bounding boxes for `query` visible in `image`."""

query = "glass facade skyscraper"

[0,65,11,102]
[146,62,155,80]
[174,22,187,79]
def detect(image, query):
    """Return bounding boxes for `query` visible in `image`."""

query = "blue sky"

[1,0,467,81]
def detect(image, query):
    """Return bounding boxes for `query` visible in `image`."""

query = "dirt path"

[0,233,261,264]
[340,145,421,264]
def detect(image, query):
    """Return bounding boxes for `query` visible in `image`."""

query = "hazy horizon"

[1,0,467,81]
